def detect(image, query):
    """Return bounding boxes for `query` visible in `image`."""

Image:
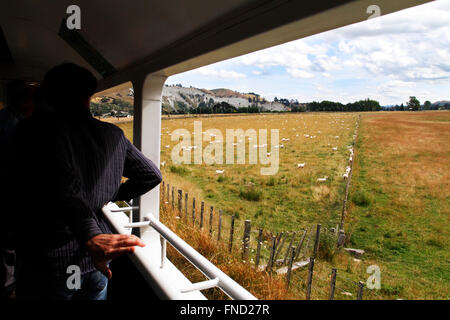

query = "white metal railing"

[103,203,257,300]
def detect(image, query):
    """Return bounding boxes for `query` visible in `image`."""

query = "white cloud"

[194,66,246,79]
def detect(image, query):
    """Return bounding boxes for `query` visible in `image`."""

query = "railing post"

[274,232,287,264]
[192,197,196,225]
[295,229,307,260]
[283,232,297,265]
[171,186,175,208]
[268,235,277,273]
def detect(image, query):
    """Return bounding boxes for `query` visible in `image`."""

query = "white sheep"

[317,176,328,182]
[297,163,306,168]
[215,170,224,174]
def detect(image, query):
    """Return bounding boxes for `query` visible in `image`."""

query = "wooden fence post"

[313,224,321,258]
[209,206,214,235]
[268,235,276,273]
[283,232,297,265]
[255,228,263,268]
[171,186,174,208]
[305,257,315,300]
[329,268,337,300]
[242,220,251,261]
[337,229,346,249]
[185,193,188,221]
[178,189,182,216]
[200,201,205,228]
[192,197,196,225]
[162,181,165,199]
[286,246,297,290]
[217,209,223,241]
[274,232,287,264]
[229,214,235,253]
[166,184,170,202]
[294,229,308,260]
[357,281,364,300]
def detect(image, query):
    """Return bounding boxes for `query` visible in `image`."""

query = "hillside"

[162,85,288,113]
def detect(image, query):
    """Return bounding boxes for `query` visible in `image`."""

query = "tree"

[407,96,420,111]
[423,100,432,110]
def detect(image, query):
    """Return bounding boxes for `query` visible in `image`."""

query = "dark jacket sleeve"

[113,138,162,202]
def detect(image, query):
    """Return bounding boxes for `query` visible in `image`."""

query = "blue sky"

[166,0,450,106]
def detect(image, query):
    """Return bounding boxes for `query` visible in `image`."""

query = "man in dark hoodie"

[9,63,162,300]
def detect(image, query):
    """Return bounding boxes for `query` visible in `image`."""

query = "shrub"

[352,190,372,207]
[169,165,190,176]
[239,187,262,201]
[317,231,337,262]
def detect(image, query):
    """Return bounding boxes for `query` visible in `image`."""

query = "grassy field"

[115,111,449,299]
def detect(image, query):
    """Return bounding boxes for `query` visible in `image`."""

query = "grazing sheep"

[317,176,328,182]
[332,147,338,151]
[297,163,306,168]
[215,170,224,174]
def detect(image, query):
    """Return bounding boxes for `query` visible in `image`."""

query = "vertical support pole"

[286,246,296,290]
[255,228,263,268]
[162,181,165,199]
[306,257,315,300]
[242,220,251,261]
[166,184,170,202]
[209,206,214,235]
[132,73,167,239]
[217,209,223,241]
[229,214,235,253]
[313,224,321,258]
[329,268,337,300]
[200,201,205,228]
[357,281,364,300]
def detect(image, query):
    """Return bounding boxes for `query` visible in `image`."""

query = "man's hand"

[85,234,146,279]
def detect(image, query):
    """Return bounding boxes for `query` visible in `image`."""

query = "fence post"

[217,209,223,241]
[295,229,308,260]
[255,228,263,268]
[242,220,251,262]
[192,197,196,225]
[166,184,170,202]
[162,181,165,199]
[329,268,337,300]
[305,257,315,300]
[286,246,297,290]
[209,206,214,235]
[268,235,276,273]
[313,224,321,258]
[229,214,235,253]
[274,232,287,264]
[185,192,188,221]
[357,281,364,300]
[178,189,182,216]
[337,229,346,249]
[200,201,204,228]
[283,232,297,265]
[171,186,174,208]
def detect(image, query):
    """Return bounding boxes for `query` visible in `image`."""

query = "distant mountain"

[432,100,450,107]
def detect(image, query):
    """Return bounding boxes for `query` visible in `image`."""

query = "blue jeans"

[51,270,108,301]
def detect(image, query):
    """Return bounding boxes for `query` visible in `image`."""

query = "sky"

[166,0,450,106]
